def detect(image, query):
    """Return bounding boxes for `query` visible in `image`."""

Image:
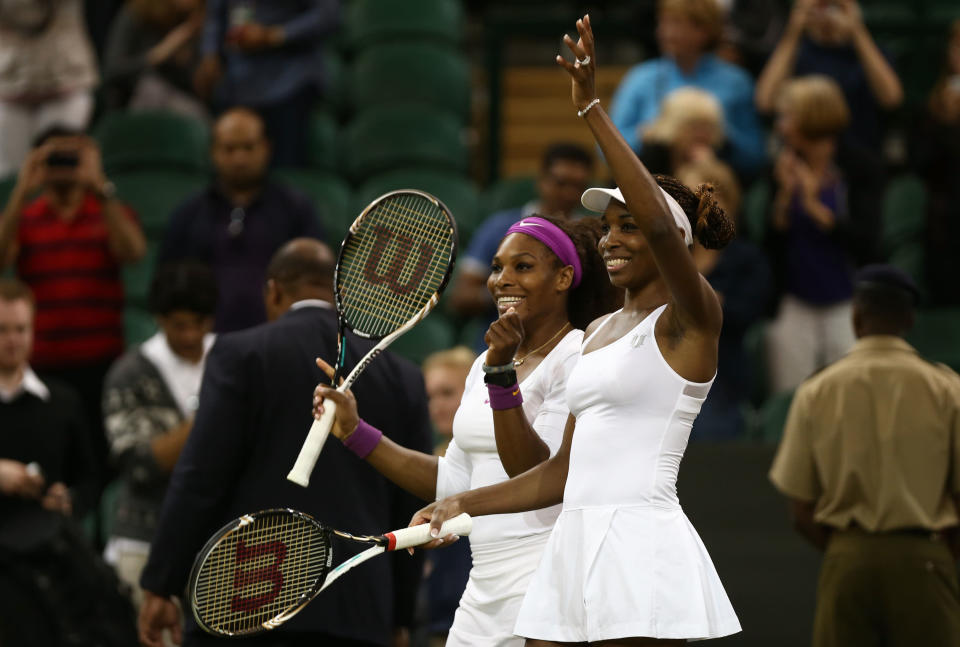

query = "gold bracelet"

[577,98,600,118]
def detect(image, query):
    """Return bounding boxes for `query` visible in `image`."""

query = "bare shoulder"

[583,312,615,338]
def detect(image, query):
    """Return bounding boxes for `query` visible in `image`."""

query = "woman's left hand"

[484,307,524,366]
[556,14,597,113]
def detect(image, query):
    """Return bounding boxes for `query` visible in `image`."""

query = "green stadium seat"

[345,0,464,49]
[354,168,480,245]
[757,389,795,444]
[306,110,340,172]
[887,241,925,295]
[482,176,538,215]
[94,111,209,173]
[273,168,352,246]
[0,174,15,208]
[111,169,206,238]
[124,306,156,347]
[343,106,467,180]
[743,320,770,408]
[389,312,456,365]
[907,308,960,373]
[321,48,347,115]
[122,242,160,309]
[351,43,471,119]
[741,178,771,245]
[881,175,926,255]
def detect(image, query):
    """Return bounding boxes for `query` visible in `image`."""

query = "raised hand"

[312,357,360,441]
[484,307,524,367]
[555,14,597,113]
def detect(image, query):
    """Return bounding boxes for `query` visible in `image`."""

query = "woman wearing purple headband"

[416,14,741,646]
[313,214,618,646]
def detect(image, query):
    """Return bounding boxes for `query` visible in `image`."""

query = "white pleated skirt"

[446,532,551,647]
[514,505,741,642]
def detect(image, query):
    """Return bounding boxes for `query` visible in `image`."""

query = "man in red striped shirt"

[0,126,145,493]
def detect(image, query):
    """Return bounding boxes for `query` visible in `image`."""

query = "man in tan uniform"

[770,264,960,647]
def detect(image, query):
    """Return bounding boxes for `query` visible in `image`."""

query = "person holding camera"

[0,126,146,496]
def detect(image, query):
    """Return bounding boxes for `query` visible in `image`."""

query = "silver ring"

[574,55,591,67]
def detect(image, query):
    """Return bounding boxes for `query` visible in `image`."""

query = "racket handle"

[385,513,473,551]
[287,400,337,487]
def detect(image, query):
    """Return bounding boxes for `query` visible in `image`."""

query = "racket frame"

[287,190,458,487]
[188,509,472,636]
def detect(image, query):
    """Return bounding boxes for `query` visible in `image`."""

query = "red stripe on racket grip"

[383,513,473,551]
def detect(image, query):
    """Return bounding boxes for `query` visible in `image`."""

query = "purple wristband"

[343,419,383,458]
[486,383,523,410]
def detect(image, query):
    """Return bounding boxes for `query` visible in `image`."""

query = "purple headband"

[504,216,582,287]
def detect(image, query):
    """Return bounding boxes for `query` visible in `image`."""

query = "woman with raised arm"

[414,15,741,645]
[313,215,618,647]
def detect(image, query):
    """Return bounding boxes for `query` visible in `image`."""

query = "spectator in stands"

[770,264,960,647]
[0,0,99,178]
[610,0,766,176]
[423,346,474,455]
[193,0,340,166]
[102,262,217,612]
[755,0,903,155]
[0,127,146,489]
[420,346,474,646]
[765,77,858,394]
[157,107,323,333]
[138,239,430,647]
[0,277,138,647]
[102,0,208,120]
[911,19,960,306]
[0,278,95,521]
[640,86,725,176]
[677,159,772,440]
[450,143,592,349]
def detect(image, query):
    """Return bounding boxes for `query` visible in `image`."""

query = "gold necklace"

[513,322,571,367]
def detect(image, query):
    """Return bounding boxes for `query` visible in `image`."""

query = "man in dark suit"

[138,238,432,647]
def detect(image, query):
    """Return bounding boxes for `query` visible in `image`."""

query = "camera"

[46,149,79,168]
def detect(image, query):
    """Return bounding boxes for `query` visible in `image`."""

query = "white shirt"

[0,366,49,403]
[140,332,215,417]
[437,329,583,546]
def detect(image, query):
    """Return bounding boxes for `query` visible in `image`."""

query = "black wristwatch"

[483,369,518,387]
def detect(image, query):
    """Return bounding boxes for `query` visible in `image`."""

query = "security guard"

[770,264,960,647]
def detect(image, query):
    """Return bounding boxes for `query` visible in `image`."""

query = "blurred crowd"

[1,0,959,645]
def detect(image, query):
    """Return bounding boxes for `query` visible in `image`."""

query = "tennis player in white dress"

[413,15,741,645]
[314,216,619,645]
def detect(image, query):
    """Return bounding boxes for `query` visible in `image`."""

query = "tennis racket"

[188,508,472,636]
[287,189,458,487]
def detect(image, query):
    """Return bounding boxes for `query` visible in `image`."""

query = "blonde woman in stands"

[314,216,619,646]
[640,86,725,176]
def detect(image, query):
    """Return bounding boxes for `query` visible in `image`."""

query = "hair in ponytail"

[654,174,735,249]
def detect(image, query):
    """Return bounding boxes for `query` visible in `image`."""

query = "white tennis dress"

[437,330,582,647]
[515,306,741,642]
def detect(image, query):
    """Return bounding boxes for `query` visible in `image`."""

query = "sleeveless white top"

[514,306,741,642]
[436,329,582,647]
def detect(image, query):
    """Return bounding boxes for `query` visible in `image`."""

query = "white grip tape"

[385,513,473,551]
[287,400,337,487]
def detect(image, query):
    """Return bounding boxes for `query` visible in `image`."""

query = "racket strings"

[193,513,329,635]
[340,206,450,327]
[338,193,454,337]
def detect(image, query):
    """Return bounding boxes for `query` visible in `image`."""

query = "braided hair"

[654,174,735,249]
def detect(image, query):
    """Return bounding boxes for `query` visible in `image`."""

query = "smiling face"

[598,201,662,290]
[487,233,571,324]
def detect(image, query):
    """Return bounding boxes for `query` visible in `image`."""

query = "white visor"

[581,186,693,246]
